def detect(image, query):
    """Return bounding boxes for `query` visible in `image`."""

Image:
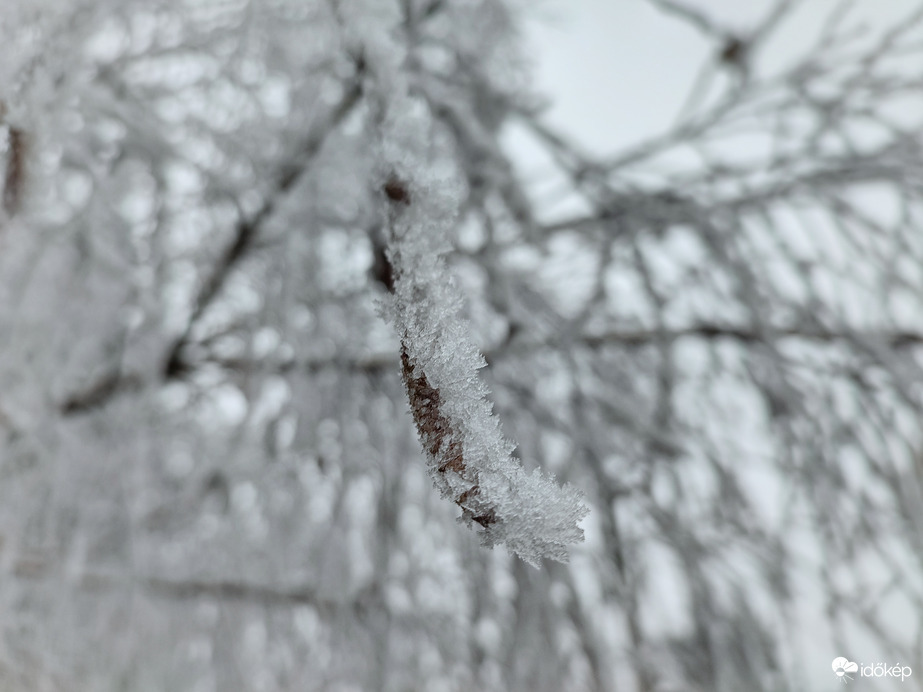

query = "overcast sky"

[524,0,914,153]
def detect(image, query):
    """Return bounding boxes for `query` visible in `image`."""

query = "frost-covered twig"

[337,0,587,566]
[381,174,587,566]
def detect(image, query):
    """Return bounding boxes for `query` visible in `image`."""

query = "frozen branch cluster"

[3,0,923,689]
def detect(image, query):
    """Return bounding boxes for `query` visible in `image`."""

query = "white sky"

[523,0,916,154]
[524,0,708,153]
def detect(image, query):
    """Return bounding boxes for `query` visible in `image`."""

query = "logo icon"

[833,657,859,684]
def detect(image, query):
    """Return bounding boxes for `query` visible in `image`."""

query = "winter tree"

[1,0,922,690]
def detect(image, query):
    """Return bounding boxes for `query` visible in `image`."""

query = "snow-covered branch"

[382,172,587,566]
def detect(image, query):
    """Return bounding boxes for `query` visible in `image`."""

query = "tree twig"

[163,83,363,379]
